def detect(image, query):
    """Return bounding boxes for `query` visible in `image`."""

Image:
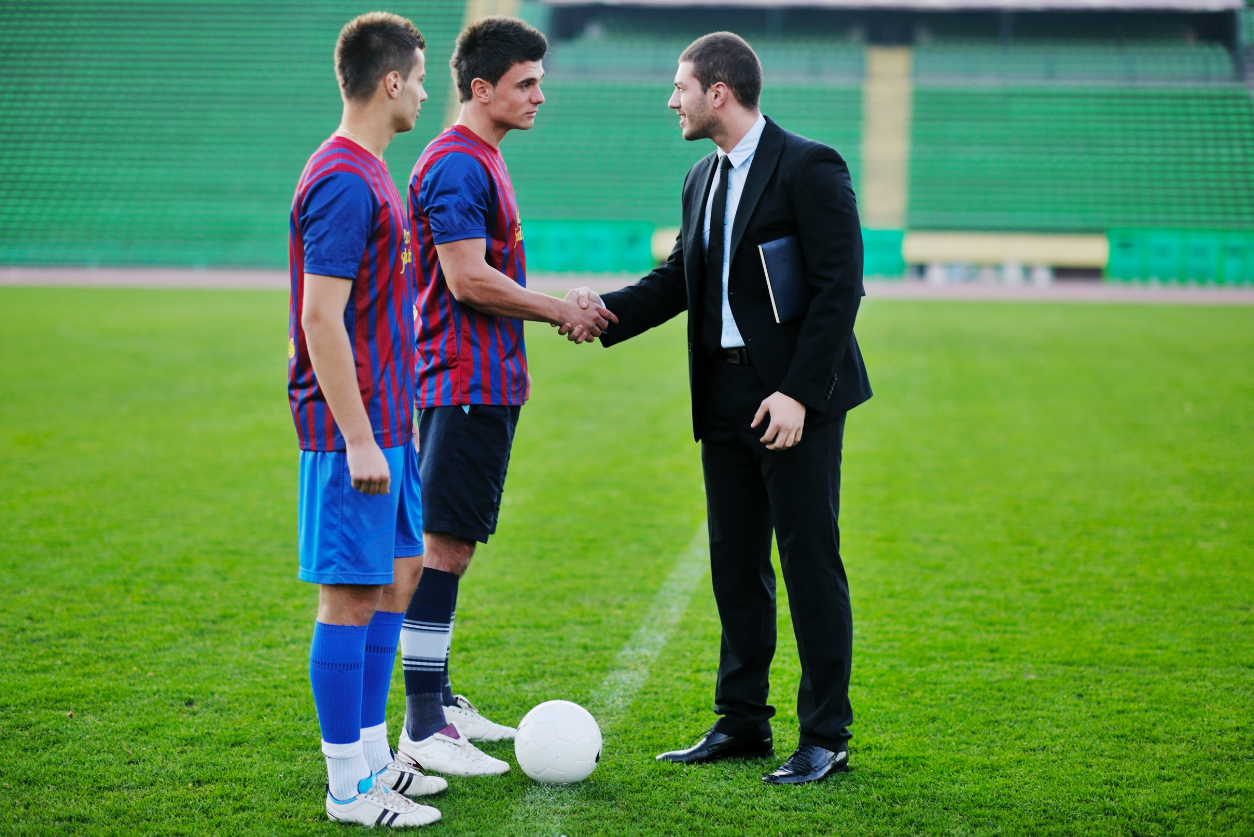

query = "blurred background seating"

[1,0,1251,282]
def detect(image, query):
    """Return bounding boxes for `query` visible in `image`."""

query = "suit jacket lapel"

[728,117,785,261]
[685,152,718,308]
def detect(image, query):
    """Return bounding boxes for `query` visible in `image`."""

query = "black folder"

[757,234,811,324]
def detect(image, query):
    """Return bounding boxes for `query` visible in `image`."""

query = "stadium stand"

[0,1,465,267]
[909,43,1254,233]
[509,31,863,271]
[0,1,1251,283]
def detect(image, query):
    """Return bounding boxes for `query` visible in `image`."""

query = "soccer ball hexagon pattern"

[514,700,602,784]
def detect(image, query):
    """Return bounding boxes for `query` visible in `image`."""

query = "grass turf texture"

[0,287,1251,835]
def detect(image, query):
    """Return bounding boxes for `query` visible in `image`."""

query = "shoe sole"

[657,749,774,764]
[448,720,517,742]
[761,762,849,785]
[396,739,510,777]
[402,755,510,778]
[327,811,442,827]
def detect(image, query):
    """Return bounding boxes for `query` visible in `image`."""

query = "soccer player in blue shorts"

[391,16,616,777]
[288,13,444,827]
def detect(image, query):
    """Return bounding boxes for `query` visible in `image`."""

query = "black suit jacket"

[600,116,873,441]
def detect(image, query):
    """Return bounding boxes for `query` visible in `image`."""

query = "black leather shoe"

[656,728,774,764]
[762,743,849,784]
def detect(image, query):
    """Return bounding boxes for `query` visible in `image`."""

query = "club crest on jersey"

[288,337,295,360]
[402,229,413,267]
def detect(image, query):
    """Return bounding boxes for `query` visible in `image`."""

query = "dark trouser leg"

[702,434,776,740]
[759,410,853,750]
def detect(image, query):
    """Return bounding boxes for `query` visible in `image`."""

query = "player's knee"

[422,531,476,577]
[390,556,424,597]
[317,583,384,626]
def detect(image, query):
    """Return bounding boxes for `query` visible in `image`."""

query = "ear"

[708,81,729,109]
[383,69,403,100]
[471,77,494,104]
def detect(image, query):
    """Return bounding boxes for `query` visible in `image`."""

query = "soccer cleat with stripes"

[397,725,510,777]
[444,694,517,742]
[376,756,448,798]
[325,781,441,828]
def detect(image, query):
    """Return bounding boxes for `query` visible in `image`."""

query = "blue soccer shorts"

[297,440,423,585]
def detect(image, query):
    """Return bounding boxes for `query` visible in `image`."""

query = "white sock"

[322,739,371,802]
[361,722,392,774]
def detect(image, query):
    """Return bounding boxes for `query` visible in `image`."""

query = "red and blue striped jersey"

[410,125,527,407]
[288,135,416,451]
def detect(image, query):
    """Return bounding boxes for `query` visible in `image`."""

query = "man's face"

[485,60,545,131]
[669,61,716,141]
[392,48,428,133]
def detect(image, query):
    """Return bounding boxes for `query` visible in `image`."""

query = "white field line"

[511,524,710,837]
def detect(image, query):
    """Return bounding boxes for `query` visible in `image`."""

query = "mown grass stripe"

[512,525,709,836]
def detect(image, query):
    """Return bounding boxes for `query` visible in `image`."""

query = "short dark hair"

[450,16,548,103]
[679,32,762,110]
[335,12,425,103]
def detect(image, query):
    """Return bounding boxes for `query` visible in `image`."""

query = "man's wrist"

[341,428,377,448]
[545,295,572,327]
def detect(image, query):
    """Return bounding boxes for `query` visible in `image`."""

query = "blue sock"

[310,622,368,744]
[361,610,405,772]
[402,568,458,741]
[310,621,370,800]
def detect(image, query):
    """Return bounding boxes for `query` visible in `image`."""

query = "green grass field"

[1,287,1251,835]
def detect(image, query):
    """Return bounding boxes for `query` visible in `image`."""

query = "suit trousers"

[701,356,853,751]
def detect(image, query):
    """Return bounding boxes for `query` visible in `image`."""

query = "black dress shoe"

[656,728,774,764]
[762,743,849,784]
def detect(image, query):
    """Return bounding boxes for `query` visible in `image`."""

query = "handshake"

[550,287,617,345]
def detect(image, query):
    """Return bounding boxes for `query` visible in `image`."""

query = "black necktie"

[703,154,733,354]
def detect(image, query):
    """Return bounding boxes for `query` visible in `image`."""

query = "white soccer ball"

[514,700,602,784]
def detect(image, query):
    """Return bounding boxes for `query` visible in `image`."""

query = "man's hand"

[346,438,391,495]
[553,287,617,344]
[751,392,807,451]
[525,372,532,402]
[435,240,616,339]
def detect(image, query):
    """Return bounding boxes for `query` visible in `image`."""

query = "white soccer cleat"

[397,726,511,777]
[325,781,442,827]
[445,695,517,742]
[376,757,449,798]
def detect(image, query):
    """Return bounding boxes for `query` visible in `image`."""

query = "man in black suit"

[566,31,872,785]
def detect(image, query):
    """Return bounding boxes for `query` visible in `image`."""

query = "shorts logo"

[402,229,413,267]
[288,337,296,360]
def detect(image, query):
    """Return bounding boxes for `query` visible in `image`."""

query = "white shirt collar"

[719,114,767,170]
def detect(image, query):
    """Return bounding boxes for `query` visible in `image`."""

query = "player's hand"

[554,288,617,344]
[346,439,391,494]
[525,372,532,402]
[751,392,807,451]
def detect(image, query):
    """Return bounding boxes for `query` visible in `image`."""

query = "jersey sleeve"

[417,152,492,244]
[300,171,375,280]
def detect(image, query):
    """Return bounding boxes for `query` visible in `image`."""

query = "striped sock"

[402,568,458,742]
[441,608,457,707]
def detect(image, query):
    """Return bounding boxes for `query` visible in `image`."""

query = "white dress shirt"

[702,113,766,349]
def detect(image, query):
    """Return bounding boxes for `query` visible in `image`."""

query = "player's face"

[487,60,545,131]
[670,62,716,141]
[393,48,428,133]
